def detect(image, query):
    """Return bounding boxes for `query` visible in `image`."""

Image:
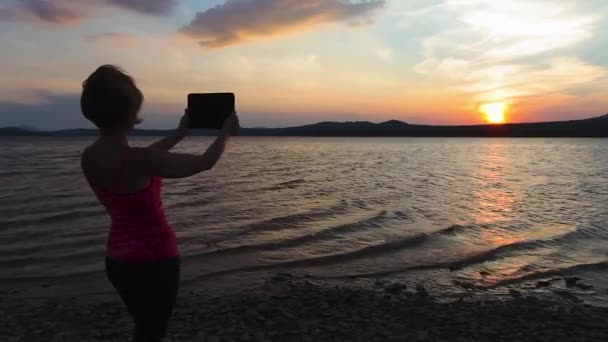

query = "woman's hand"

[221,112,240,137]
[142,112,237,177]
[177,109,191,137]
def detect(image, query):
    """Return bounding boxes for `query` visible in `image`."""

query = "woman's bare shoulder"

[80,144,95,166]
[80,142,118,169]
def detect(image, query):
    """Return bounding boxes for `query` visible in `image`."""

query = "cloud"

[375,47,393,60]
[411,0,607,105]
[0,7,20,21]
[0,0,87,26]
[459,57,607,99]
[86,32,137,48]
[0,0,177,26]
[105,0,178,16]
[22,0,85,24]
[180,0,386,48]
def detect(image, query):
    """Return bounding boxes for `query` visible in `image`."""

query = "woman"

[80,65,239,341]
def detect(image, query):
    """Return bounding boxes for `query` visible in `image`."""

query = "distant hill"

[264,115,608,137]
[2,115,608,137]
[0,126,39,135]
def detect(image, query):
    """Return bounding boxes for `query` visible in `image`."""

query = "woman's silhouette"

[80,65,239,341]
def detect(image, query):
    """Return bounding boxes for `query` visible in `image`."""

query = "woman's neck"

[99,129,129,146]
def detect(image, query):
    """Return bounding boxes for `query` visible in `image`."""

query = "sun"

[480,102,506,124]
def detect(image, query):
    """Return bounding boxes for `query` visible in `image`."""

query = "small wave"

[165,193,217,210]
[0,208,104,228]
[310,232,576,280]
[0,247,104,268]
[182,183,218,196]
[190,222,478,280]
[187,210,389,258]
[0,170,38,177]
[0,232,105,258]
[446,238,547,271]
[2,269,103,285]
[0,190,87,207]
[393,210,413,221]
[485,260,608,289]
[192,234,429,280]
[434,225,586,272]
[256,179,307,192]
[203,201,351,241]
[435,224,468,235]
[0,199,100,218]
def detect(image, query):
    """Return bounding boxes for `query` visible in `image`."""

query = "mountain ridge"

[2,114,608,137]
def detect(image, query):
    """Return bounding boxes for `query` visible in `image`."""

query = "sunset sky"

[0,0,607,129]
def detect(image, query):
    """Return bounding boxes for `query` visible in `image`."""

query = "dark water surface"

[2,137,608,304]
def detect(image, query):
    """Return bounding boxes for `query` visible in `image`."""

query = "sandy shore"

[2,275,608,342]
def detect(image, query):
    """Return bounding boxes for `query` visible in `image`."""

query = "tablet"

[187,93,235,129]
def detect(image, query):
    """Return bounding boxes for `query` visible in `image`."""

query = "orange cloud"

[412,0,606,111]
[179,0,385,48]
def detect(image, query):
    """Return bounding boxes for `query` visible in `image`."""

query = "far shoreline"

[2,113,608,138]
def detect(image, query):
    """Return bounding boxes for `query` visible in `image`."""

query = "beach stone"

[576,283,594,291]
[536,280,551,288]
[509,289,522,297]
[416,330,430,341]
[455,281,475,291]
[415,284,429,296]
[565,277,581,287]
[375,280,387,287]
[554,290,583,303]
[272,273,294,282]
[385,283,406,294]
[480,326,495,335]
[525,296,540,304]
[449,265,462,272]
[245,308,259,318]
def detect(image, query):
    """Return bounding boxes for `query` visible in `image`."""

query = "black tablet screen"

[187,93,235,129]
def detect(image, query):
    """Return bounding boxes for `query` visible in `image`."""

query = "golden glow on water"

[469,143,516,226]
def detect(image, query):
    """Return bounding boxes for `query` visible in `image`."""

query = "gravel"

[1,275,607,342]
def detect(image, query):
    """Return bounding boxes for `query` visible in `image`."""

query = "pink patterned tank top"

[92,158,178,263]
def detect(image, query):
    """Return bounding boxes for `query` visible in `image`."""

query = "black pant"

[105,257,180,342]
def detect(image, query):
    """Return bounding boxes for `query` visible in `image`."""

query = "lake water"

[1,137,608,304]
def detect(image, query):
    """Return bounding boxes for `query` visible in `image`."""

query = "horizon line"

[3,113,606,132]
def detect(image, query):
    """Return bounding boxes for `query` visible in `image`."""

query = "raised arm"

[133,113,239,178]
[148,111,190,151]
